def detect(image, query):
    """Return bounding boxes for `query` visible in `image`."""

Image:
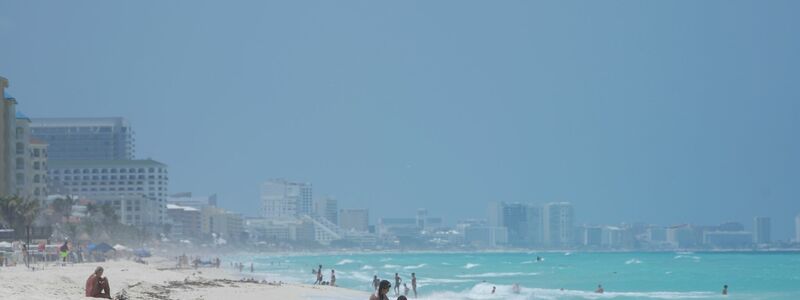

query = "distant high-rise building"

[12,111,50,204]
[487,202,543,247]
[47,159,168,227]
[666,224,697,248]
[260,179,312,220]
[313,196,338,224]
[753,216,771,244]
[339,208,369,232]
[30,117,135,161]
[582,226,602,246]
[543,202,574,247]
[795,214,800,243]
[1,76,15,196]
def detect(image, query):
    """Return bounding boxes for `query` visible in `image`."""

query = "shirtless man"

[411,272,417,298]
[85,266,111,299]
[394,273,402,295]
[373,275,380,291]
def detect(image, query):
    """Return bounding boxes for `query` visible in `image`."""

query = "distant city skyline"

[1,1,798,239]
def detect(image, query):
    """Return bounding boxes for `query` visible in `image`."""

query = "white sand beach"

[0,257,369,300]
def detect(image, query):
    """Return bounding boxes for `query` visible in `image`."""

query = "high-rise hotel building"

[47,159,168,227]
[30,117,134,161]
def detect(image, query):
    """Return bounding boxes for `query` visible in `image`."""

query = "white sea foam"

[463,263,480,269]
[521,260,534,264]
[336,259,356,265]
[379,257,393,262]
[455,272,540,278]
[625,258,643,264]
[674,255,702,262]
[416,283,718,300]
[348,271,376,283]
[360,265,374,270]
[383,264,402,269]
[419,277,475,284]
[404,263,427,270]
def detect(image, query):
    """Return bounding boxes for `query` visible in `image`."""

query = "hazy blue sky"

[1,1,798,238]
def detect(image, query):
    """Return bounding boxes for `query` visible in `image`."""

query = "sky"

[1,1,799,239]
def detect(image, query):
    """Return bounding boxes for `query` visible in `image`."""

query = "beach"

[0,257,369,300]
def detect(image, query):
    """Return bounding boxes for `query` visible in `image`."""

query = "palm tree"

[0,196,41,242]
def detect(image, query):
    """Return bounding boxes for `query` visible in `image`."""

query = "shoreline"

[0,256,369,300]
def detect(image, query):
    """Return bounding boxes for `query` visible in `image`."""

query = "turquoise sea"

[227,251,800,299]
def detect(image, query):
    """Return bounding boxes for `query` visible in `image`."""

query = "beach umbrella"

[91,243,115,253]
[113,244,128,251]
[133,248,151,257]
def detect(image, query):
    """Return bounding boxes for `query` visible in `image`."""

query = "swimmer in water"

[596,284,604,294]
[722,284,728,295]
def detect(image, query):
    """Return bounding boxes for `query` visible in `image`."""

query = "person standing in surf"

[315,264,323,284]
[394,273,402,296]
[373,275,380,291]
[411,273,417,298]
[722,284,728,295]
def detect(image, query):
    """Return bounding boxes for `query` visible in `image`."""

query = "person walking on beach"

[21,243,29,268]
[330,269,336,286]
[411,273,417,298]
[394,273,402,294]
[59,241,69,265]
[370,280,391,300]
[315,264,323,285]
[722,284,728,295]
[373,275,380,291]
[85,266,112,299]
[491,286,496,294]
[250,263,254,273]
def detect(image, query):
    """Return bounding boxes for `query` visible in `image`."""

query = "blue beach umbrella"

[133,248,151,257]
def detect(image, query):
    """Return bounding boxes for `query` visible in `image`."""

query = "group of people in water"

[312,264,337,286]
[369,272,417,299]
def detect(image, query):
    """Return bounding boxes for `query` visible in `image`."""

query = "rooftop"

[30,117,130,128]
[16,110,30,121]
[48,159,166,168]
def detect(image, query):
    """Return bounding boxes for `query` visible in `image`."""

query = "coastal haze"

[1,1,800,300]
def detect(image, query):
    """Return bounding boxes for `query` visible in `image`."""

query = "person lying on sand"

[85,266,112,299]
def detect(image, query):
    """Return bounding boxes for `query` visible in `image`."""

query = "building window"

[33,175,40,183]
[33,148,40,157]
[34,188,40,196]
[15,127,24,139]
[33,162,40,170]
[16,173,24,184]
[15,158,24,170]
[16,143,24,155]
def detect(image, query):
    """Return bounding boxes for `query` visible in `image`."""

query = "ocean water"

[227,251,800,299]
